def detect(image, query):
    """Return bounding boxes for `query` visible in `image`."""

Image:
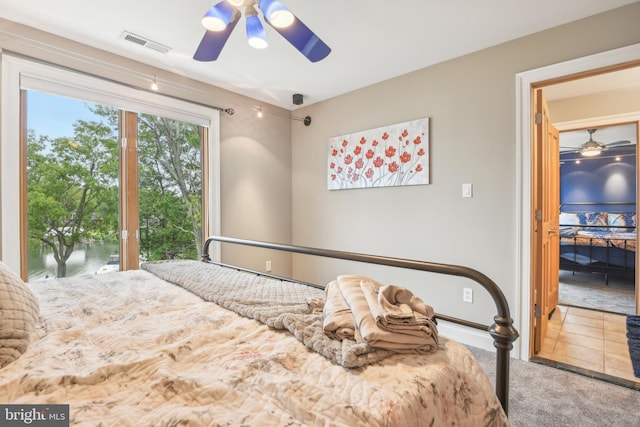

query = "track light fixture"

[150,75,159,91]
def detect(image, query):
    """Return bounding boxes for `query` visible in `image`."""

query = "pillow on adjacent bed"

[607,212,636,233]
[0,260,39,368]
[559,212,608,230]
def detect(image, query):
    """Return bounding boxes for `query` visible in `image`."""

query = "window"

[1,55,220,280]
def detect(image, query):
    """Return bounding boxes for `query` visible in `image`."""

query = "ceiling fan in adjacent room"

[561,128,632,157]
[193,0,331,62]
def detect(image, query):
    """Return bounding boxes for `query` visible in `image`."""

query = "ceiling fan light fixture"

[578,129,605,157]
[246,14,268,49]
[259,0,294,28]
[579,143,603,157]
[202,2,236,31]
[196,0,330,62]
[579,147,602,157]
[226,0,245,6]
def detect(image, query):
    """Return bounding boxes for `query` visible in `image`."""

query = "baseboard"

[438,320,496,353]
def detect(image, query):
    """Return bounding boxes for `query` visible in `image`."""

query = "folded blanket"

[361,280,438,348]
[337,275,438,354]
[333,275,381,344]
[323,280,356,340]
[378,284,435,325]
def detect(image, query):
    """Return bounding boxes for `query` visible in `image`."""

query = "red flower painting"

[327,118,429,189]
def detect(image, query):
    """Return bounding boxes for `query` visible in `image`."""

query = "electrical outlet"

[266,260,272,272]
[463,288,473,303]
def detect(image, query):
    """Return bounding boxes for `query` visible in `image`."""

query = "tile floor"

[536,304,639,385]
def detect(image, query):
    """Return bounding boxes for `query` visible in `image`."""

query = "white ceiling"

[560,123,638,152]
[0,0,638,110]
[544,67,640,102]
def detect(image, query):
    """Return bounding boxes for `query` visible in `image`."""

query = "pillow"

[559,212,581,226]
[0,260,39,368]
[608,212,637,233]
[559,212,608,230]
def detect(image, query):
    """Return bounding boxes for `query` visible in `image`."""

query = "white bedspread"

[0,268,508,426]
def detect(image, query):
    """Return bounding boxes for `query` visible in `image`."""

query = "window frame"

[1,54,221,279]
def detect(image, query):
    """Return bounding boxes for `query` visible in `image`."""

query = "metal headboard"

[560,201,636,210]
[202,235,519,415]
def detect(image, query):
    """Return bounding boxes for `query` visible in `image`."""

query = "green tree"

[27,112,119,278]
[28,103,203,277]
[138,114,202,261]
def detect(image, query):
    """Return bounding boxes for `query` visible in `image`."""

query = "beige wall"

[0,18,293,275]
[549,87,640,123]
[291,3,640,331]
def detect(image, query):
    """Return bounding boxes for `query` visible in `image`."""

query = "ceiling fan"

[561,128,632,157]
[193,0,331,62]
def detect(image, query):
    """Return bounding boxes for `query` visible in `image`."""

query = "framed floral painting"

[327,117,429,190]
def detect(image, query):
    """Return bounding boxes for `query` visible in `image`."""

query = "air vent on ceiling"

[121,31,171,54]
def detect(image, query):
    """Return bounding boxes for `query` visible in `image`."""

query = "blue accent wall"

[560,146,636,213]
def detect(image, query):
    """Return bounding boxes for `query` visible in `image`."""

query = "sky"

[27,90,102,140]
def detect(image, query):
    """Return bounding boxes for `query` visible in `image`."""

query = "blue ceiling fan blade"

[193,8,240,61]
[263,16,331,62]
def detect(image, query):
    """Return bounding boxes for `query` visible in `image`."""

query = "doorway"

[555,122,638,317]
[533,120,639,384]
[516,43,640,361]
[518,44,640,385]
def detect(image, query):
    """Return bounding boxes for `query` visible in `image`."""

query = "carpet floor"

[468,345,640,426]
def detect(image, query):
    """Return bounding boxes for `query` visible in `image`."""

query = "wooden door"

[531,88,560,354]
[119,111,140,271]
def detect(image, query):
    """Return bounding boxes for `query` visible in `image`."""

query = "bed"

[559,204,636,283]
[0,235,518,426]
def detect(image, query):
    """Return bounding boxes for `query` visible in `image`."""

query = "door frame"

[516,43,640,361]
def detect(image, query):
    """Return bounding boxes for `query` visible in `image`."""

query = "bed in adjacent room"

[0,236,518,426]
[559,205,636,282]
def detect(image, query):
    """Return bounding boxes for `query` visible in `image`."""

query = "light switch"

[462,183,473,198]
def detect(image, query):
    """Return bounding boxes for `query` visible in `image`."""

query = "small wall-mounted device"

[462,183,473,198]
[293,93,304,105]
